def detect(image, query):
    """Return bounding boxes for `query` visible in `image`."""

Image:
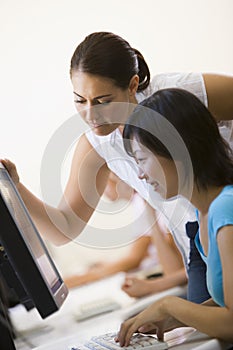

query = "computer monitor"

[0,162,68,320]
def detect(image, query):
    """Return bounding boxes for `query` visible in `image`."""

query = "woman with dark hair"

[116,88,233,345]
[1,32,233,303]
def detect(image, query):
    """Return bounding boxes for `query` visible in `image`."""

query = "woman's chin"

[92,123,118,136]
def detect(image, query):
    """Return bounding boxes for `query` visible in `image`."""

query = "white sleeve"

[137,72,208,107]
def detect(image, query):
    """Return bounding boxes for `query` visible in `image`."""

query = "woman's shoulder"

[151,72,203,87]
[209,185,233,216]
[137,72,207,106]
[213,185,233,202]
[208,186,233,236]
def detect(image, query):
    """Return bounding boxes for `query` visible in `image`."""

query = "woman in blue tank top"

[117,88,233,345]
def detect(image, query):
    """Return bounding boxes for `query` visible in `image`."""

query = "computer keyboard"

[69,332,168,350]
[73,298,121,321]
[72,286,186,322]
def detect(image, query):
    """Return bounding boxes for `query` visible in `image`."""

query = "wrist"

[144,280,157,295]
[161,296,186,328]
[160,295,176,316]
[16,181,23,192]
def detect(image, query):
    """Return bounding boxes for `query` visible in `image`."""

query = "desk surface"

[10,273,232,350]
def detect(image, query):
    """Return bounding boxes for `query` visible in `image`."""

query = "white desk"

[10,273,232,350]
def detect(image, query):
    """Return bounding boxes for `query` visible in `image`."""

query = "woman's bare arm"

[65,236,151,288]
[118,226,233,345]
[203,73,233,121]
[2,134,110,245]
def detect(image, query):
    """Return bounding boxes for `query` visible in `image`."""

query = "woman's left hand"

[121,276,153,297]
[116,297,171,347]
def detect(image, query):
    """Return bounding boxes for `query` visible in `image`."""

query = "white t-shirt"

[84,72,232,269]
[136,72,207,105]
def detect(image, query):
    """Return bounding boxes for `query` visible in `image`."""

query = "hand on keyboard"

[69,332,168,350]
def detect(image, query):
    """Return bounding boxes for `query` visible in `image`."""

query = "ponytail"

[133,48,150,91]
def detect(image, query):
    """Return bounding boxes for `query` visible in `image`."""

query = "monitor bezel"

[0,164,68,319]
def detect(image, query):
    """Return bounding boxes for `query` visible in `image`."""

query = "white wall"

[1,0,233,272]
[1,0,233,192]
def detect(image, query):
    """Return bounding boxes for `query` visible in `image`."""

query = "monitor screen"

[0,163,68,319]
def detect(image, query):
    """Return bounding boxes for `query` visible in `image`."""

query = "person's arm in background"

[122,216,187,298]
[203,73,233,121]
[64,235,151,289]
[151,216,184,275]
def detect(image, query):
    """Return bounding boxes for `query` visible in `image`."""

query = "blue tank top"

[195,185,233,306]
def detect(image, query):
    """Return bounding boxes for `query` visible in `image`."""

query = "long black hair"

[70,32,150,91]
[123,88,233,190]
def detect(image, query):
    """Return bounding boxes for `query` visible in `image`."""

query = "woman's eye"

[74,100,85,104]
[98,100,111,105]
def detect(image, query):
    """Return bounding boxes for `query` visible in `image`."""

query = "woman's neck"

[130,95,138,104]
[118,95,138,134]
[190,185,225,214]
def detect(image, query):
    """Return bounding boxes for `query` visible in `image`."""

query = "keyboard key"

[85,332,168,350]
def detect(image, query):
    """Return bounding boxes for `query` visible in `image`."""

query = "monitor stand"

[0,292,16,350]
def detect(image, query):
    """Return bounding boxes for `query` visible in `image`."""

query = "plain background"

[1,0,233,275]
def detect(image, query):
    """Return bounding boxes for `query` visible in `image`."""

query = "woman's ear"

[128,75,139,95]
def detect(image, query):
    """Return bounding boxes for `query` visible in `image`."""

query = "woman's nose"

[138,167,147,180]
[85,106,98,124]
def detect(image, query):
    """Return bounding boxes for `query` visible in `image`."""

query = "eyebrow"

[73,92,113,99]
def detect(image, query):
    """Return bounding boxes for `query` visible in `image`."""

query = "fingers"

[0,158,11,169]
[123,276,135,287]
[116,305,167,346]
[0,158,20,184]
[1,158,13,165]
[121,276,139,290]
[116,317,138,347]
[121,285,135,298]
[156,327,164,342]
[121,277,148,298]
[121,277,134,295]
[116,320,164,347]
[0,158,15,173]
[138,323,164,341]
[137,322,158,334]
[116,314,157,347]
